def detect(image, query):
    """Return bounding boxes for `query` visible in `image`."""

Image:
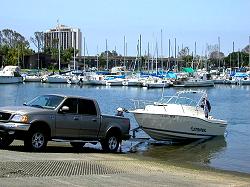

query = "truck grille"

[0,112,12,121]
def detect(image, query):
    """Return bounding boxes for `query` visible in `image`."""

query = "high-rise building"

[44,25,82,56]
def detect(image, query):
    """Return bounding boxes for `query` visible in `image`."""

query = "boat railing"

[131,99,155,109]
[131,90,206,109]
[159,96,197,107]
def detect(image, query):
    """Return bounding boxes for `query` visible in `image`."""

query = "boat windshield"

[25,95,64,110]
[157,90,206,107]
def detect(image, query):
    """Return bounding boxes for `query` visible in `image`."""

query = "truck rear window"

[78,99,97,116]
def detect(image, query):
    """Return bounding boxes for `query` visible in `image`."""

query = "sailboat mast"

[177,45,179,72]
[147,42,150,72]
[168,39,170,70]
[124,36,126,69]
[139,34,142,71]
[114,46,117,67]
[126,42,127,69]
[137,39,139,72]
[156,41,158,75]
[57,20,61,71]
[83,37,86,71]
[194,41,196,68]
[73,44,76,70]
[218,36,220,69]
[96,45,99,70]
[237,49,240,68]
[249,36,250,67]
[151,43,153,72]
[175,38,177,70]
[106,39,108,70]
[161,29,163,70]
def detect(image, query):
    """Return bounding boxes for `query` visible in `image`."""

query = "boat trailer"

[124,126,174,152]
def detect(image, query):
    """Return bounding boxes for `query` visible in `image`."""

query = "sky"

[1,0,250,56]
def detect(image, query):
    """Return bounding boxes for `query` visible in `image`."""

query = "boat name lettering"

[191,126,206,132]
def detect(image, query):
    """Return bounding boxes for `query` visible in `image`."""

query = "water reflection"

[135,136,226,167]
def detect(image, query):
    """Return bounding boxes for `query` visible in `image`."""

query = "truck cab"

[0,94,130,152]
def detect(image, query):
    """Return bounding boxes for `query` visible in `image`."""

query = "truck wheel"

[101,133,120,152]
[70,142,85,149]
[24,129,48,152]
[0,135,14,148]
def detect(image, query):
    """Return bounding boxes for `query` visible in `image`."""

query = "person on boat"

[116,107,124,117]
[200,97,211,118]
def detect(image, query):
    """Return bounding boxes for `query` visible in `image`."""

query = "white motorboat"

[239,78,250,85]
[23,75,41,82]
[22,70,42,82]
[46,74,69,83]
[67,75,80,84]
[86,74,106,85]
[106,78,124,86]
[130,90,227,141]
[174,78,214,87]
[143,78,171,88]
[123,78,142,86]
[174,73,214,87]
[0,66,23,84]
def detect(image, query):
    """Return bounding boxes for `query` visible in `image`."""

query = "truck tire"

[101,133,120,152]
[0,135,14,148]
[24,129,48,152]
[70,142,85,149]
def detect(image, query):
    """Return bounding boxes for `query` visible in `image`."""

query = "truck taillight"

[124,120,131,129]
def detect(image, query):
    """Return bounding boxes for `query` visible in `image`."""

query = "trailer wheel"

[24,129,48,152]
[101,132,120,152]
[0,135,14,148]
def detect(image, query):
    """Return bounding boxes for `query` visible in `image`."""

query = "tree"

[30,32,44,52]
[178,47,189,58]
[224,52,249,68]
[61,47,74,64]
[44,38,59,64]
[0,31,2,45]
[30,32,44,69]
[0,29,33,66]
[205,44,225,68]
[1,29,29,48]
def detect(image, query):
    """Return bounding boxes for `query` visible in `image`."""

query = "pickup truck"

[0,94,130,152]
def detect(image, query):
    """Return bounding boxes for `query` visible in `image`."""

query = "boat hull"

[106,80,123,86]
[174,80,214,87]
[146,83,169,88]
[0,76,23,84]
[133,112,227,141]
[46,76,68,83]
[87,80,106,85]
[23,76,41,82]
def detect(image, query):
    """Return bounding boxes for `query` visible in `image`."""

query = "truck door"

[55,98,80,138]
[78,99,101,138]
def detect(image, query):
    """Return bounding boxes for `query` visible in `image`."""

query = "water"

[0,83,250,174]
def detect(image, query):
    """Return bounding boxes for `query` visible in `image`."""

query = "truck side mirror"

[60,106,69,112]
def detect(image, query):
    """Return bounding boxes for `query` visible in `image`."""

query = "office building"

[45,25,82,56]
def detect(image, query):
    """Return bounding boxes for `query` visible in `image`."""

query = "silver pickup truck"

[0,94,130,152]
